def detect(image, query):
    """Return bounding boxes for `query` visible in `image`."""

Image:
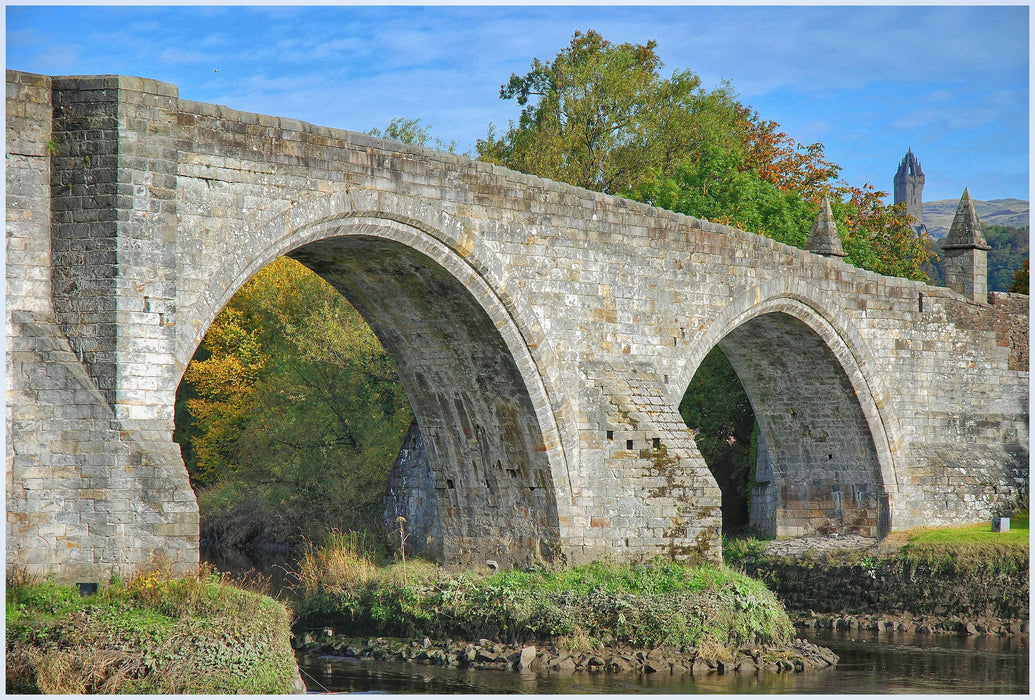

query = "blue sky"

[6,4,1030,202]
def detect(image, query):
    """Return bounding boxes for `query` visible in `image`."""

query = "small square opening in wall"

[606,430,614,441]
[626,439,634,450]
[652,437,661,450]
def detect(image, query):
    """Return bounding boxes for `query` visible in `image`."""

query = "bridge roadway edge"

[5,70,1029,581]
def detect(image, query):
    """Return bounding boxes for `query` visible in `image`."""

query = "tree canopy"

[478,29,934,281]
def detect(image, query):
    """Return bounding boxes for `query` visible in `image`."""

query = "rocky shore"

[294,632,838,677]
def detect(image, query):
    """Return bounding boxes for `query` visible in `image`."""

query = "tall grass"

[289,536,794,650]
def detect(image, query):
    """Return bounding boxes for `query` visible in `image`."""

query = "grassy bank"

[726,515,1029,621]
[291,533,794,653]
[6,566,301,694]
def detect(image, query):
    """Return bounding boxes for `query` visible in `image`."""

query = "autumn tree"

[1008,258,1029,295]
[482,30,933,281]
[175,258,413,548]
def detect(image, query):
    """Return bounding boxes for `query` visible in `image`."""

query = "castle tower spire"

[894,148,927,234]
[806,195,846,257]
[942,188,990,302]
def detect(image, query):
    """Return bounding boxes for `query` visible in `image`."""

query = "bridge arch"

[674,283,904,538]
[177,191,574,567]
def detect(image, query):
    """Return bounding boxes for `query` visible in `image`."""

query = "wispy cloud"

[6,5,1027,200]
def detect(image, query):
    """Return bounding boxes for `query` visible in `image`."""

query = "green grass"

[895,512,1029,574]
[290,540,794,651]
[904,512,1028,547]
[722,512,1029,576]
[6,567,299,694]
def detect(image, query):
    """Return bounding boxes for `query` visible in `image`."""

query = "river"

[295,628,1028,694]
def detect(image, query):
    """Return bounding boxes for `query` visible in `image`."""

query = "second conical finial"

[942,188,990,251]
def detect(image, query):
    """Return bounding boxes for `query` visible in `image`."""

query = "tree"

[478,30,746,195]
[175,257,413,547]
[1009,258,1029,295]
[369,117,458,153]
[482,30,933,282]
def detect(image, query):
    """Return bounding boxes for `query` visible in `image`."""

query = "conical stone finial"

[806,196,846,257]
[942,188,991,251]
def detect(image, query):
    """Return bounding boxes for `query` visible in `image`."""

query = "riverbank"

[5,566,303,694]
[727,517,1030,635]
[288,533,838,681]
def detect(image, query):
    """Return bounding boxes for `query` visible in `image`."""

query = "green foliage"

[175,257,413,548]
[290,545,793,650]
[369,117,458,153]
[678,347,757,533]
[984,224,1029,292]
[478,29,746,196]
[631,143,815,244]
[6,569,298,694]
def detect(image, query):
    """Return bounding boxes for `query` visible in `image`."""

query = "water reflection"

[802,628,1028,694]
[297,629,1028,694]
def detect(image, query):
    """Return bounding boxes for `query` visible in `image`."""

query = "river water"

[296,628,1028,694]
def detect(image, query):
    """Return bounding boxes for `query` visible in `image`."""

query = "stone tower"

[894,149,926,233]
[942,188,991,302]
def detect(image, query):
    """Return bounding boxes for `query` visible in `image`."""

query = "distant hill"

[923,198,1029,239]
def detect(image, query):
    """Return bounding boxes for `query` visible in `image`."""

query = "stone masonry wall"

[6,72,197,582]
[6,70,1029,581]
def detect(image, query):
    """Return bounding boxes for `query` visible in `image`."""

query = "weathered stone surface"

[943,188,992,302]
[805,196,846,257]
[6,70,1029,582]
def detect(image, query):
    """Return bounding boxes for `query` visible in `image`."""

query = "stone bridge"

[6,71,1029,582]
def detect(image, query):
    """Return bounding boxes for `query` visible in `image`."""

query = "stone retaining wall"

[741,556,1029,620]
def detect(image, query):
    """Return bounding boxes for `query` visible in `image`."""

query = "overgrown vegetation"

[6,566,299,694]
[290,534,793,651]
